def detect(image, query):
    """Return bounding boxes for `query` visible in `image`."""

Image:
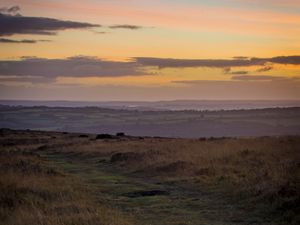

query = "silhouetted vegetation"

[79,134,89,138]
[96,134,115,139]
[116,132,125,137]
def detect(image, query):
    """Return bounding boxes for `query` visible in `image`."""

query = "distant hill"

[0,99,300,111]
[0,105,299,138]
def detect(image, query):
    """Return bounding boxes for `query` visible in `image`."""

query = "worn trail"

[37,149,263,225]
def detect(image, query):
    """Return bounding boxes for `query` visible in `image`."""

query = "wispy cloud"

[0,5,20,15]
[0,38,51,44]
[174,75,300,84]
[0,75,54,83]
[223,67,248,75]
[231,75,286,81]
[230,71,249,75]
[93,31,109,34]
[256,66,273,73]
[109,24,143,30]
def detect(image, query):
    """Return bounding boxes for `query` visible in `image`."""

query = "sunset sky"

[0,0,300,101]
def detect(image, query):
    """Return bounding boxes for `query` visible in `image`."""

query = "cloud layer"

[135,57,262,68]
[0,55,299,84]
[0,6,100,44]
[135,56,300,68]
[0,5,146,45]
[0,13,100,36]
[231,75,300,82]
[0,56,146,79]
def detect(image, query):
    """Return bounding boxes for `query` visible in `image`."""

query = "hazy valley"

[1,105,300,138]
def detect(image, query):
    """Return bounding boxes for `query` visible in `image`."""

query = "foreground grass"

[0,145,134,225]
[105,136,300,224]
[1,129,299,224]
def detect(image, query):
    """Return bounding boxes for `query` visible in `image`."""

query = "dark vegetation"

[116,132,125,137]
[0,128,299,225]
[79,134,89,138]
[123,190,169,198]
[96,134,115,139]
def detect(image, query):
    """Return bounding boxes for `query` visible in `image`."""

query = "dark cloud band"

[135,56,300,68]
[0,56,299,84]
[0,13,100,36]
[0,56,147,78]
[0,5,147,39]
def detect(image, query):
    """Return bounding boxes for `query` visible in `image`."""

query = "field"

[1,129,299,225]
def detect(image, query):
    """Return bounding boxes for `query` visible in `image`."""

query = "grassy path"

[37,149,266,225]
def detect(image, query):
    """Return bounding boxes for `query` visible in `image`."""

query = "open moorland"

[0,105,300,138]
[1,129,299,225]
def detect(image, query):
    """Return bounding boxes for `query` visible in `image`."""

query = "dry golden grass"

[39,135,300,223]
[1,129,299,224]
[0,148,134,225]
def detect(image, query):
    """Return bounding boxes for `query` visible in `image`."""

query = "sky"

[0,0,300,101]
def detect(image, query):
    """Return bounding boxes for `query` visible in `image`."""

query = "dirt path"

[38,149,266,225]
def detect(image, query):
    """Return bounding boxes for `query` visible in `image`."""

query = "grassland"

[0,129,134,225]
[1,129,299,225]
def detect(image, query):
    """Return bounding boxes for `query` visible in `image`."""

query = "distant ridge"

[0,99,300,111]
